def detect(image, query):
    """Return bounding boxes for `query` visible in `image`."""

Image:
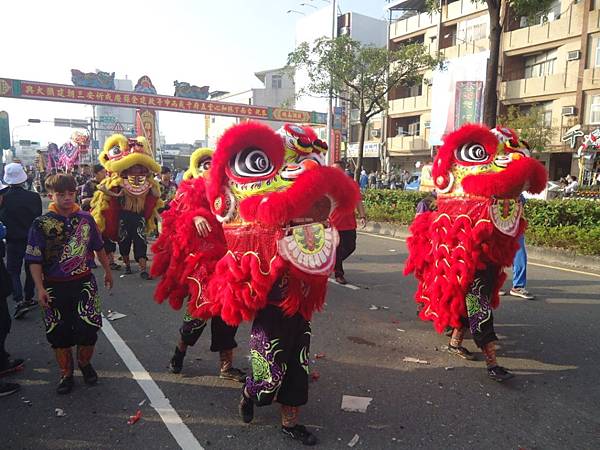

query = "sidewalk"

[363,221,600,274]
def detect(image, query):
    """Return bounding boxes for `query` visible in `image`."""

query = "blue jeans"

[6,240,35,303]
[512,234,527,289]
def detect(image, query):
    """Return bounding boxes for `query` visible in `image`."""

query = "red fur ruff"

[405,198,523,333]
[202,224,288,326]
[151,177,226,310]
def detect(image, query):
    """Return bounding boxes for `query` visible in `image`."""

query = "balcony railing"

[503,7,584,54]
[389,95,431,116]
[500,72,578,100]
[387,129,430,156]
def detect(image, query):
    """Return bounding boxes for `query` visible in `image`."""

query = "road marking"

[102,318,203,450]
[328,278,360,290]
[359,232,600,278]
[358,231,406,242]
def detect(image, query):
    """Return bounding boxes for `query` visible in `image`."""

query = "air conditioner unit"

[370,129,381,138]
[567,50,581,61]
[562,106,576,116]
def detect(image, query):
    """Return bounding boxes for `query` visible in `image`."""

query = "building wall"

[386,0,600,176]
[95,79,136,148]
[205,68,295,148]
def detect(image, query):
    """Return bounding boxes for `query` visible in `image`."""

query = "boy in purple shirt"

[26,174,113,394]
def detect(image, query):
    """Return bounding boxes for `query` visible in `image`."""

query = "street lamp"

[11,119,42,144]
[287,9,306,15]
[300,3,318,9]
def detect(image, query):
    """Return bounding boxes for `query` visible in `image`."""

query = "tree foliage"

[425,0,554,127]
[287,35,439,180]
[499,105,556,152]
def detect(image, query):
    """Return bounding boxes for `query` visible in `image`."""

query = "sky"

[0,0,388,147]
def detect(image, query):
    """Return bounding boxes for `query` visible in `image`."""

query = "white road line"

[358,231,600,278]
[328,278,360,290]
[101,318,203,450]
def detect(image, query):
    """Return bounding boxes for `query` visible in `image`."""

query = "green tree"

[499,105,556,151]
[287,35,439,182]
[426,0,554,127]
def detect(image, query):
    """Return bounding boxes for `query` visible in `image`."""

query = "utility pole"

[326,0,337,165]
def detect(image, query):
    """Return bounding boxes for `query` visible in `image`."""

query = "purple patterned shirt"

[26,210,104,281]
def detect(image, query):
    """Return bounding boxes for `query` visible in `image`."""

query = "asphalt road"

[1,232,599,450]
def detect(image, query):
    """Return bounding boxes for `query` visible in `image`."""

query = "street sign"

[0,111,9,149]
[113,121,124,133]
[54,118,89,128]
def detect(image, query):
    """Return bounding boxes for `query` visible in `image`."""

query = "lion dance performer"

[151,147,245,381]
[404,124,547,382]
[91,135,162,280]
[155,122,358,445]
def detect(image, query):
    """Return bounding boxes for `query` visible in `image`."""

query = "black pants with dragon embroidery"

[118,210,147,262]
[466,265,499,348]
[244,304,311,407]
[179,313,238,352]
[43,274,101,349]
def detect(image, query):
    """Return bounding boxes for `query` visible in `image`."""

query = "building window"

[595,37,600,68]
[271,75,282,89]
[407,121,420,136]
[590,95,600,124]
[524,49,557,78]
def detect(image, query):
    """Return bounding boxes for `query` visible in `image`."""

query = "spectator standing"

[26,174,113,394]
[564,176,578,196]
[0,163,42,319]
[500,195,534,300]
[331,161,367,285]
[159,166,178,206]
[359,169,368,191]
[368,170,376,188]
[80,164,106,212]
[0,220,24,396]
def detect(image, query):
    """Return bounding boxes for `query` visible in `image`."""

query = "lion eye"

[231,147,274,178]
[456,143,489,163]
[108,146,122,158]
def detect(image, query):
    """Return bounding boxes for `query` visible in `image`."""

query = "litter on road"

[127,409,142,425]
[55,408,66,417]
[347,434,360,447]
[106,310,127,321]
[403,357,430,365]
[341,395,373,413]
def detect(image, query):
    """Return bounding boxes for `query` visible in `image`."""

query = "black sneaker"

[281,424,318,446]
[0,382,20,397]
[220,367,246,382]
[79,364,98,385]
[239,393,254,423]
[109,262,122,271]
[487,365,515,382]
[14,299,38,319]
[447,344,477,361]
[169,347,185,374]
[0,358,24,377]
[56,376,74,395]
[124,266,132,275]
[140,271,152,280]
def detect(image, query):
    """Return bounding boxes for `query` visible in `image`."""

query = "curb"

[362,221,600,274]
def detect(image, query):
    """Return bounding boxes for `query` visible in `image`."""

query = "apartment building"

[386,0,600,179]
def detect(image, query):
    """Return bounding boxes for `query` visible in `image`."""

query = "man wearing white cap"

[0,163,42,319]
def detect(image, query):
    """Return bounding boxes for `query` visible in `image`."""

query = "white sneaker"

[509,287,535,300]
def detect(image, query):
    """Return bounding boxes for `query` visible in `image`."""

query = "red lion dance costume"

[404,124,547,382]
[152,121,359,444]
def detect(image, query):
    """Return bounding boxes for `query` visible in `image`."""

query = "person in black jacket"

[0,220,24,397]
[0,163,43,319]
